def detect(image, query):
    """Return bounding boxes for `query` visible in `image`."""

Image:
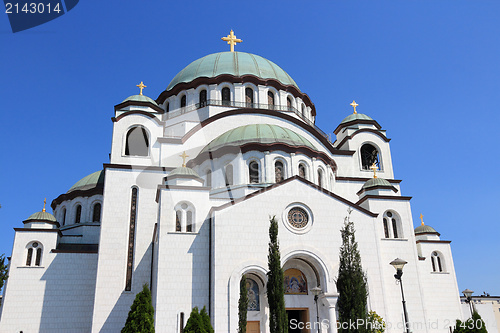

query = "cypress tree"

[267,216,288,333]
[336,208,368,333]
[453,311,488,333]
[238,275,249,333]
[122,284,155,333]
[184,307,206,333]
[0,253,8,291]
[200,306,214,333]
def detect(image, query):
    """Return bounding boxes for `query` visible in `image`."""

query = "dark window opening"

[361,144,379,170]
[383,218,390,238]
[392,218,398,238]
[75,205,82,224]
[245,88,254,107]
[180,95,187,108]
[249,161,259,183]
[186,211,193,232]
[35,248,42,266]
[176,210,181,232]
[166,103,169,113]
[61,208,66,226]
[125,127,149,156]
[317,169,323,188]
[125,188,138,291]
[302,104,306,117]
[225,164,233,186]
[298,164,306,179]
[26,248,33,266]
[222,87,231,106]
[199,90,207,107]
[287,97,292,111]
[437,256,443,272]
[180,312,185,333]
[275,161,284,182]
[93,203,101,222]
[268,91,275,110]
[431,256,436,272]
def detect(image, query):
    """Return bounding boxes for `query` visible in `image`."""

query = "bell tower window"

[249,161,259,183]
[125,126,149,157]
[275,161,284,182]
[245,88,253,107]
[287,96,292,111]
[361,144,379,170]
[75,205,82,224]
[199,90,207,107]
[222,87,231,106]
[268,91,275,110]
[180,95,187,108]
[298,164,306,179]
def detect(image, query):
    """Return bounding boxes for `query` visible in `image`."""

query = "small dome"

[341,113,373,124]
[201,124,316,154]
[362,177,393,189]
[68,170,104,193]
[168,166,201,178]
[25,211,56,222]
[167,52,299,91]
[122,94,159,106]
[414,224,439,235]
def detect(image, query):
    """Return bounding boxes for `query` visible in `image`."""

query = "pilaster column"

[264,151,271,183]
[322,294,339,333]
[290,153,296,177]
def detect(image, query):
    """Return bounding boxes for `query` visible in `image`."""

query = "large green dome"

[68,170,104,193]
[167,52,299,91]
[201,124,315,153]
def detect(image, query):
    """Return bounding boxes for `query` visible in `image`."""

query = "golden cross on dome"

[221,30,242,52]
[136,81,146,95]
[350,100,359,114]
[370,162,378,178]
[179,151,189,167]
[420,213,424,225]
[42,198,47,212]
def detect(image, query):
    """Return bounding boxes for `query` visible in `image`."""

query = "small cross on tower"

[350,100,359,114]
[179,151,189,167]
[42,198,47,212]
[221,30,242,52]
[420,213,424,225]
[370,162,378,178]
[136,81,146,95]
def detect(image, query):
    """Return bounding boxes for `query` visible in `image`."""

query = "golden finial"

[370,162,378,178]
[221,30,242,52]
[179,151,189,167]
[42,198,47,212]
[420,213,424,226]
[350,100,359,114]
[136,81,146,95]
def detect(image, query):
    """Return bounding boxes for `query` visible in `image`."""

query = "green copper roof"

[341,113,373,124]
[25,211,57,222]
[362,177,393,189]
[122,94,159,106]
[167,52,299,91]
[414,224,439,234]
[168,166,201,178]
[68,170,104,193]
[201,124,316,153]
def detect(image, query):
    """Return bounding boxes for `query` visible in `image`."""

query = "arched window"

[298,164,306,179]
[61,208,66,226]
[302,104,306,117]
[246,278,260,311]
[225,164,233,186]
[175,210,182,232]
[287,96,292,111]
[26,242,42,266]
[75,205,82,224]
[249,161,259,183]
[317,169,323,188]
[267,91,275,110]
[431,251,444,272]
[125,187,138,291]
[245,87,254,107]
[206,170,212,187]
[180,95,187,108]
[383,211,402,239]
[166,102,169,113]
[92,203,101,222]
[361,144,379,170]
[186,211,193,232]
[222,87,231,106]
[275,161,284,183]
[199,89,207,107]
[125,126,149,156]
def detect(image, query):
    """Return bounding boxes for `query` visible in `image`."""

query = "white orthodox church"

[0,32,463,333]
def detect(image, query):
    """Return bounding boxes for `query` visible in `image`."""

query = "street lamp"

[390,258,410,333]
[462,289,475,316]
[311,286,322,333]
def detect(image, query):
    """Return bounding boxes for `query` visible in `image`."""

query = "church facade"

[0,34,463,333]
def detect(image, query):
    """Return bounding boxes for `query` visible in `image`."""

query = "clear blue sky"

[1,1,499,297]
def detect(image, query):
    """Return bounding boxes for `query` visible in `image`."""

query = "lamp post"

[462,289,475,316]
[390,258,410,333]
[311,286,322,333]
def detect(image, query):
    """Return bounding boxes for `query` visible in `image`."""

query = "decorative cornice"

[22,219,60,228]
[14,228,62,236]
[336,128,390,149]
[51,186,103,210]
[333,119,382,135]
[103,163,175,172]
[156,74,317,116]
[356,185,398,196]
[356,194,412,206]
[114,100,165,113]
[415,240,451,244]
[336,176,402,183]
[112,110,164,125]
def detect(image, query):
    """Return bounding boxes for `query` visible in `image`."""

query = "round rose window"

[287,207,309,229]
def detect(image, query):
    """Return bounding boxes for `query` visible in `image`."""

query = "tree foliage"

[266,215,288,333]
[366,311,385,333]
[122,284,155,333]
[184,306,214,333]
[453,311,488,333]
[336,209,368,333]
[0,253,8,291]
[238,275,248,333]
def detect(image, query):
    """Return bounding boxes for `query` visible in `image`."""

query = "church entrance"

[287,308,310,333]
